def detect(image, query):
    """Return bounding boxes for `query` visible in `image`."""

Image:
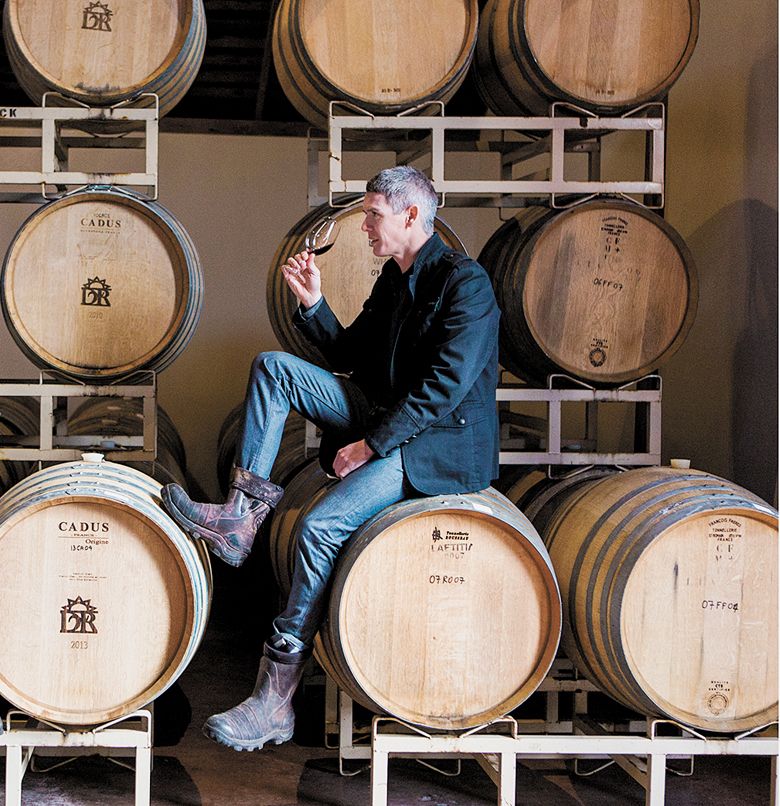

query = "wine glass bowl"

[304,217,340,256]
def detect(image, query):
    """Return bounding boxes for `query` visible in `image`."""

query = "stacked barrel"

[265,0,777,738]
[1,187,204,384]
[3,0,205,118]
[0,1,210,728]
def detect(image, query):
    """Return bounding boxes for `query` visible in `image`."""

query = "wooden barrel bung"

[478,199,697,385]
[270,470,562,729]
[0,458,211,726]
[542,466,778,732]
[272,0,478,129]
[1,187,203,381]
[3,0,206,117]
[475,0,700,116]
[267,200,465,367]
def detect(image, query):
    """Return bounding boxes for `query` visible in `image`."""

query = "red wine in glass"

[305,217,339,256]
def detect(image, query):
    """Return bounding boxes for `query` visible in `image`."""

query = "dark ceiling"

[0,0,485,137]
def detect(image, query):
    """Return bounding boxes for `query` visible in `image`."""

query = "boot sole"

[202,722,293,751]
[161,491,249,568]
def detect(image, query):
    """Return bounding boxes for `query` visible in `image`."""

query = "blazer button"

[458,417,466,425]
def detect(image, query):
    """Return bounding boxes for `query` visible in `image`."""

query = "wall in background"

[0,4,775,503]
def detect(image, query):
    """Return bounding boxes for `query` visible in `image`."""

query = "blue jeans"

[237,352,412,650]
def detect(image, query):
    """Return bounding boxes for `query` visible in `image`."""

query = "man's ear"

[406,205,418,226]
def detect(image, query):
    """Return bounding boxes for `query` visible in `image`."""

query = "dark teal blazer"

[294,233,500,496]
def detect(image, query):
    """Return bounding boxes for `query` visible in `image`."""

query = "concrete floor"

[1,554,775,805]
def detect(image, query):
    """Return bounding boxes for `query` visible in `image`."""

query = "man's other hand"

[333,439,375,479]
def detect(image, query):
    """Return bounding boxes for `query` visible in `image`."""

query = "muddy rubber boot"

[162,467,283,567]
[202,642,308,751]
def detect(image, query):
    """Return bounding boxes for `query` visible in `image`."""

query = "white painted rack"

[323,656,778,805]
[324,101,665,209]
[369,716,778,806]
[497,373,662,466]
[0,709,153,806]
[0,94,159,201]
[0,371,157,462]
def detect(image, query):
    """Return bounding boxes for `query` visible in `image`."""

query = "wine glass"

[304,217,340,256]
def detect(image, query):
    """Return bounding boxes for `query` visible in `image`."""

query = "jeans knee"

[251,351,290,384]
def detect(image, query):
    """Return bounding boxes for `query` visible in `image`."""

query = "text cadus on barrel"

[272,0,478,129]
[0,459,211,727]
[478,199,698,386]
[269,462,562,731]
[266,198,465,368]
[3,0,206,118]
[475,0,700,116]
[1,186,203,382]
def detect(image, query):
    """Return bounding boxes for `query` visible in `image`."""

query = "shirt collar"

[388,233,445,297]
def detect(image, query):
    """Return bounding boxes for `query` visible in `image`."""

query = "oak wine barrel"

[478,199,697,385]
[267,199,465,368]
[3,0,206,118]
[272,0,478,129]
[542,466,778,733]
[475,0,700,116]
[2,187,203,381]
[498,465,620,537]
[270,466,562,730]
[0,458,211,726]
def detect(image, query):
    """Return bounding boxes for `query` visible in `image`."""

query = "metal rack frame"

[369,717,778,806]
[0,709,153,806]
[0,94,159,202]
[323,101,665,208]
[323,670,777,806]
[0,371,157,462]
[497,374,662,466]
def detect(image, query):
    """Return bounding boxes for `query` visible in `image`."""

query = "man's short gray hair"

[366,166,438,234]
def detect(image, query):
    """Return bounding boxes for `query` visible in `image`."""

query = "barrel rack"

[0,371,158,463]
[310,100,665,210]
[307,102,668,468]
[322,669,778,806]
[368,717,778,806]
[0,710,153,806]
[0,99,162,801]
[496,373,662,467]
[0,94,159,201]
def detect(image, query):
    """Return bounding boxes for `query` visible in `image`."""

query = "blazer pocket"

[431,401,489,429]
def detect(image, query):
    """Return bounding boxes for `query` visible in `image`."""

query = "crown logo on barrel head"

[60,596,99,634]
[82,1,113,32]
[81,277,111,307]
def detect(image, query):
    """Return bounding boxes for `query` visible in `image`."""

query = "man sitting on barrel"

[161,165,501,751]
